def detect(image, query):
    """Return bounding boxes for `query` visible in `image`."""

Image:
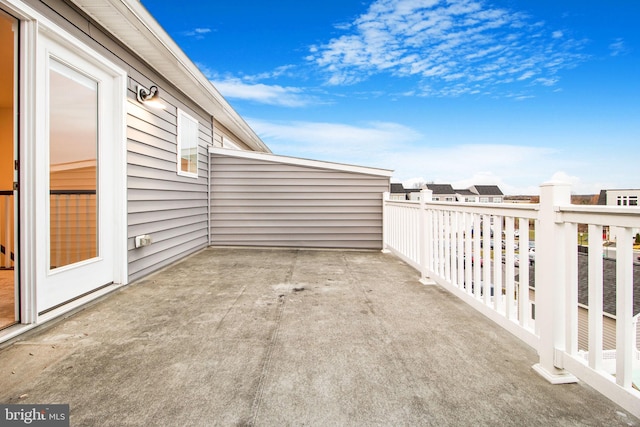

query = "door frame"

[0,0,127,330]
[36,36,118,312]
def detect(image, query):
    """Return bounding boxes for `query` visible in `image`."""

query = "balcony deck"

[1,247,637,426]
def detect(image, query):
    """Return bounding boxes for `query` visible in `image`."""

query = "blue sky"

[142,0,639,195]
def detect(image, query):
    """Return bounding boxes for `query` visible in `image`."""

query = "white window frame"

[177,109,199,178]
[221,136,241,150]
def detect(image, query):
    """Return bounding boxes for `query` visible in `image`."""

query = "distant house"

[522,255,640,354]
[598,189,640,207]
[454,188,480,203]
[597,189,640,240]
[426,184,458,202]
[389,183,409,201]
[468,185,504,203]
[389,183,504,203]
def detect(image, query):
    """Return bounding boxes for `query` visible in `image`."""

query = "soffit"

[69,0,271,153]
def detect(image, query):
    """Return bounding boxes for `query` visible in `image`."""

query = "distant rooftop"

[390,183,504,197]
[469,185,504,196]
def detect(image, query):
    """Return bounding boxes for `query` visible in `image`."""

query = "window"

[479,197,489,203]
[49,59,98,268]
[177,109,199,177]
[222,136,241,150]
[616,195,638,206]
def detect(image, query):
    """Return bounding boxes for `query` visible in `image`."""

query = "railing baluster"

[494,216,503,312]
[456,211,465,289]
[587,223,604,371]
[565,222,579,356]
[504,217,515,320]
[613,226,633,388]
[518,217,530,329]
[482,214,491,304]
[473,214,482,299]
[444,211,451,282]
[464,212,472,293]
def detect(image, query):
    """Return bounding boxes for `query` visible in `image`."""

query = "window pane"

[178,111,198,176]
[49,60,98,269]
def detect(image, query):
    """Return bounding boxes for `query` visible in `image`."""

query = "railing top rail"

[557,204,640,215]
[385,200,421,207]
[426,201,539,219]
[557,205,640,228]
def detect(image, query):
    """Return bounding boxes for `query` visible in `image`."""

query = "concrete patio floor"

[0,247,638,426]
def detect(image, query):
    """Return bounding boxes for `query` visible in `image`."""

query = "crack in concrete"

[249,250,298,425]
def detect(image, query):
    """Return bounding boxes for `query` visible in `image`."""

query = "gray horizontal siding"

[127,89,211,282]
[210,153,389,249]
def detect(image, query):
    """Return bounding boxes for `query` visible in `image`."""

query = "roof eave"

[70,0,271,154]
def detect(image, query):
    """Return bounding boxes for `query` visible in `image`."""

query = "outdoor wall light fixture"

[136,84,166,109]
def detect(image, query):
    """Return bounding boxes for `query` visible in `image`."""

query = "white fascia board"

[210,147,394,178]
[69,0,271,154]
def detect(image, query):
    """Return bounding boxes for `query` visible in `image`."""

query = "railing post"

[533,181,578,384]
[419,189,435,285]
[382,191,390,253]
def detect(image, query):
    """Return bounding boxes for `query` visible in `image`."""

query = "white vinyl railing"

[382,182,640,419]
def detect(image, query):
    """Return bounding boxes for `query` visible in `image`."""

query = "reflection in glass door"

[49,60,98,269]
[0,10,18,329]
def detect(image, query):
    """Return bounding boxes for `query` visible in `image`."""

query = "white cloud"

[242,65,296,82]
[247,118,421,163]
[211,78,312,107]
[307,0,588,96]
[182,28,212,39]
[609,38,627,57]
[244,117,602,194]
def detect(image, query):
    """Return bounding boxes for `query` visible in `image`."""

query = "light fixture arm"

[136,85,160,103]
[136,84,166,109]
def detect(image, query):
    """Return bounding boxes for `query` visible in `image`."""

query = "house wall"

[605,190,640,206]
[532,291,639,351]
[26,0,215,282]
[577,307,640,351]
[213,121,252,151]
[125,91,211,282]
[210,151,390,249]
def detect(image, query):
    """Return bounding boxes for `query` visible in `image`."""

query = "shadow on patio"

[1,248,637,426]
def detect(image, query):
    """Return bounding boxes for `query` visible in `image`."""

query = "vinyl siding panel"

[127,95,210,282]
[577,307,640,351]
[210,153,389,249]
[214,120,251,150]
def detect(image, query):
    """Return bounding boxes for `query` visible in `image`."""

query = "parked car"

[462,255,483,267]
[501,254,520,267]
[469,281,494,296]
[502,241,519,251]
